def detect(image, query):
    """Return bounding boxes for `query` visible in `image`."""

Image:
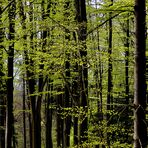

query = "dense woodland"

[0,0,148,147]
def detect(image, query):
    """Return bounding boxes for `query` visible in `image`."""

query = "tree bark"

[45,79,53,148]
[134,0,147,147]
[23,77,26,148]
[5,0,16,147]
[63,1,71,147]
[106,0,113,146]
[74,0,88,143]
[0,4,6,148]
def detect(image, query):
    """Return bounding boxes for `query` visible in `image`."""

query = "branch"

[0,0,15,15]
[87,11,130,36]
[48,16,69,32]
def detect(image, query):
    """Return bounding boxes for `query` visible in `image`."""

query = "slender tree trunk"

[107,0,113,112]
[23,77,26,148]
[63,1,71,147]
[0,4,5,148]
[5,0,16,147]
[106,0,113,146]
[56,88,63,147]
[28,102,32,148]
[45,79,53,148]
[134,0,147,147]
[125,16,129,106]
[124,14,130,143]
[18,1,33,147]
[41,1,53,147]
[72,62,79,146]
[25,3,38,148]
[18,1,27,147]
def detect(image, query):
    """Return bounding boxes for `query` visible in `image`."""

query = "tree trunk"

[63,1,71,147]
[134,0,147,147]
[0,4,5,148]
[72,62,79,146]
[106,0,113,146]
[125,15,129,106]
[56,88,63,147]
[74,0,88,144]
[18,1,27,147]
[5,0,16,147]
[45,79,53,148]
[107,0,113,112]
[23,77,26,148]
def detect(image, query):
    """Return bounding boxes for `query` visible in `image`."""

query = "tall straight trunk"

[96,31,103,114]
[74,0,88,143]
[134,0,147,147]
[63,54,71,148]
[63,1,71,147]
[45,79,53,148]
[18,2,26,148]
[56,88,63,147]
[18,1,32,147]
[96,31,104,148]
[23,77,26,148]
[72,62,79,146]
[107,0,113,112]
[28,3,37,148]
[5,0,16,147]
[28,102,32,148]
[125,16,129,106]
[41,1,53,148]
[106,0,113,146]
[0,4,5,148]
[94,0,103,114]
[124,14,130,143]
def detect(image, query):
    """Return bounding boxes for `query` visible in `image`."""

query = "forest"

[0,0,147,147]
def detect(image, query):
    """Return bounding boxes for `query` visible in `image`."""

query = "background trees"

[0,0,147,147]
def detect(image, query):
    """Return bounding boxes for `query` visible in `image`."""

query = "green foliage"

[1,0,147,147]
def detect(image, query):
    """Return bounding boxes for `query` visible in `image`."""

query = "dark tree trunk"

[134,0,147,147]
[74,0,88,143]
[125,16,129,106]
[23,77,26,148]
[62,1,71,147]
[96,31,103,114]
[107,0,113,112]
[56,88,63,147]
[72,62,79,146]
[106,0,113,146]
[45,79,53,148]
[28,102,32,148]
[0,4,5,148]
[41,1,53,147]
[5,0,16,147]
[28,3,37,148]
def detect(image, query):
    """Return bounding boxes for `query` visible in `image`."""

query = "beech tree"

[0,3,5,148]
[134,0,147,147]
[5,0,16,147]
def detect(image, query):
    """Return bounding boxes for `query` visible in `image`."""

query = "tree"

[5,0,16,147]
[63,1,71,147]
[107,0,113,146]
[0,3,6,148]
[74,0,88,143]
[134,0,147,147]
